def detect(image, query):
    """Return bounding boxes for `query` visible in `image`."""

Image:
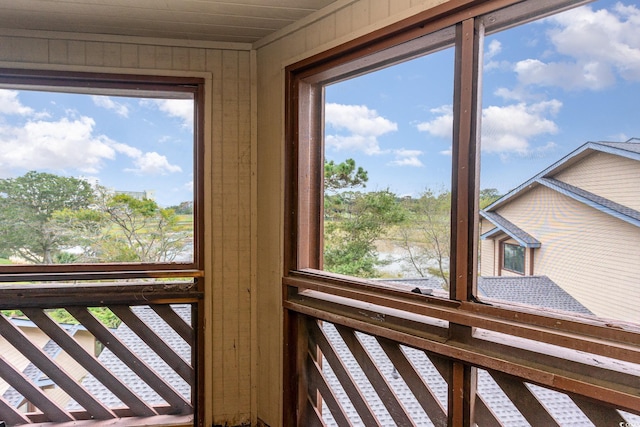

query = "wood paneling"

[0,0,340,44]
[0,35,253,426]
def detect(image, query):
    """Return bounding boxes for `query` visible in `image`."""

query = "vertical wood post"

[450,16,482,426]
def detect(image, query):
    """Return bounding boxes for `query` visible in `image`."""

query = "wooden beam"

[284,275,640,365]
[376,337,447,427]
[0,282,202,308]
[0,315,116,420]
[67,307,192,414]
[0,356,72,423]
[109,305,194,383]
[284,301,640,414]
[306,351,352,426]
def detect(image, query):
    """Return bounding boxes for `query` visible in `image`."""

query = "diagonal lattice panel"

[309,319,450,426]
[307,319,380,426]
[22,307,156,417]
[0,313,115,420]
[0,303,195,426]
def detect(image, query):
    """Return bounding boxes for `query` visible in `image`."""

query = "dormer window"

[503,243,525,274]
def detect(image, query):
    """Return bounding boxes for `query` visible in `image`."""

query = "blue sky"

[324,0,640,197]
[0,0,637,207]
[0,89,193,207]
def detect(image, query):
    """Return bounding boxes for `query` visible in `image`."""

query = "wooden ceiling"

[0,0,340,44]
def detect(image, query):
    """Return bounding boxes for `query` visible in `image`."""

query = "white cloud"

[0,117,117,173]
[440,147,452,156]
[608,132,629,142]
[126,152,182,175]
[109,141,142,158]
[144,99,194,128]
[416,105,453,139]
[390,149,423,167]
[325,103,397,155]
[416,100,561,155]
[481,100,560,153]
[494,87,528,102]
[517,2,640,90]
[0,112,182,176]
[515,58,615,90]
[92,95,129,117]
[484,40,505,71]
[486,40,502,59]
[0,90,35,116]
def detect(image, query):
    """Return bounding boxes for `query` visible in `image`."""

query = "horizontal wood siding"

[255,0,452,424]
[497,185,640,322]
[479,219,496,276]
[554,151,640,211]
[0,36,253,426]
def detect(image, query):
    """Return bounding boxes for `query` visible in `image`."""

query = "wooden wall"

[254,0,447,425]
[479,220,497,276]
[498,184,640,322]
[555,151,640,211]
[0,34,255,426]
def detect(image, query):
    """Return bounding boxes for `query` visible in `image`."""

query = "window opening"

[502,243,524,274]
[0,71,203,279]
[0,70,203,425]
[476,0,640,325]
[322,45,455,296]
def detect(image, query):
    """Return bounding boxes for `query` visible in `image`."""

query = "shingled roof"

[539,177,640,227]
[70,298,638,425]
[480,211,541,247]
[318,277,640,425]
[387,276,592,315]
[2,321,83,408]
[477,275,592,314]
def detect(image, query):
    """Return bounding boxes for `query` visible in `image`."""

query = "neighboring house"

[1,319,95,412]
[479,139,640,322]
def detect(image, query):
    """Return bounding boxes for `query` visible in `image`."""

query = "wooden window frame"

[0,68,205,282]
[0,69,206,426]
[283,0,640,424]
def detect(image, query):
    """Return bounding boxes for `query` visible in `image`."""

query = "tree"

[479,188,501,208]
[324,189,405,277]
[395,187,502,288]
[323,159,405,277]
[397,189,451,288]
[324,158,368,192]
[0,171,94,263]
[50,207,107,262]
[167,201,193,215]
[94,194,190,263]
